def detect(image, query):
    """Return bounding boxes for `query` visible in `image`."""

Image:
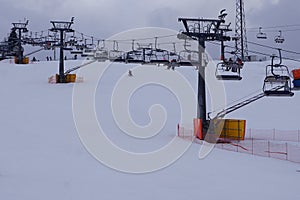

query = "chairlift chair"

[43,36,56,50]
[176,38,199,66]
[93,40,109,61]
[125,40,146,64]
[216,42,243,80]
[94,48,109,62]
[81,48,96,57]
[275,30,285,44]
[109,41,125,62]
[178,50,199,66]
[263,51,294,97]
[70,48,83,55]
[263,75,294,96]
[109,50,126,62]
[215,60,243,80]
[257,27,267,39]
[126,49,145,64]
[149,49,170,65]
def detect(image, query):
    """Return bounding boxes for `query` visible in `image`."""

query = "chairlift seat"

[150,60,170,64]
[257,34,267,39]
[264,75,290,83]
[216,62,242,81]
[94,51,108,60]
[126,59,145,64]
[264,90,294,97]
[110,57,126,63]
[63,47,73,51]
[178,61,194,66]
[275,38,285,43]
[216,75,242,81]
[70,50,83,54]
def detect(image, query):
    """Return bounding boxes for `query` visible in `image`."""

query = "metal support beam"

[197,39,207,128]
[17,29,23,64]
[59,30,65,83]
[178,11,231,134]
[235,0,248,60]
[12,20,28,64]
[49,17,74,83]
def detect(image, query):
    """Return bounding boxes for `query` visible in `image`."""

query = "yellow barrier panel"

[204,119,246,142]
[220,119,246,140]
[23,57,29,64]
[65,74,76,83]
[54,74,76,83]
[14,57,29,64]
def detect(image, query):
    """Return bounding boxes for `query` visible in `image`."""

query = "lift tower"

[12,20,29,64]
[50,18,74,83]
[235,0,248,60]
[178,10,231,132]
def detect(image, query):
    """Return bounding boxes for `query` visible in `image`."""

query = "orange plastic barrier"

[292,69,300,80]
[193,118,203,140]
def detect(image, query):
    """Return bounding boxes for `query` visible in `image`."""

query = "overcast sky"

[1,0,299,59]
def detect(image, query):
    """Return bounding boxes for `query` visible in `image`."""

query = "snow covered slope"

[0,59,299,200]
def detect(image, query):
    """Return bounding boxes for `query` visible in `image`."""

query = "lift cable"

[247,24,300,30]
[74,30,178,43]
[208,41,300,63]
[247,40,300,55]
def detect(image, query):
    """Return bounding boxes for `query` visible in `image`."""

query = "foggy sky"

[0,0,299,58]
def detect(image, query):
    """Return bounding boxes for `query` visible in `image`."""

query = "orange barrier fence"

[216,128,300,163]
[246,128,300,142]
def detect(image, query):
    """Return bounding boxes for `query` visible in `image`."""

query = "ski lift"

[274,30,285,44]
[70,45,83,54]
[177,39,199,66]
[126,50,145,63]
[70,49,83,54]
[43,37,56,50]
[216,45,243,81]
[215,60,243,80]
[81,48,95,58]
[71,43,84,54]
[257,27,267,39]
[263,50,294,97]
[149,49,170,65]
[178,50,199,66]
[148,37,170,65]
[94,49,108,61]
[42,32,57,50]
[94,40,109,61]
[163,43,180,70]
[125,40,146,64]
[109,41,125,62]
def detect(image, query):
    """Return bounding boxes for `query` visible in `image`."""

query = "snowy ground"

[0,59,299,200]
